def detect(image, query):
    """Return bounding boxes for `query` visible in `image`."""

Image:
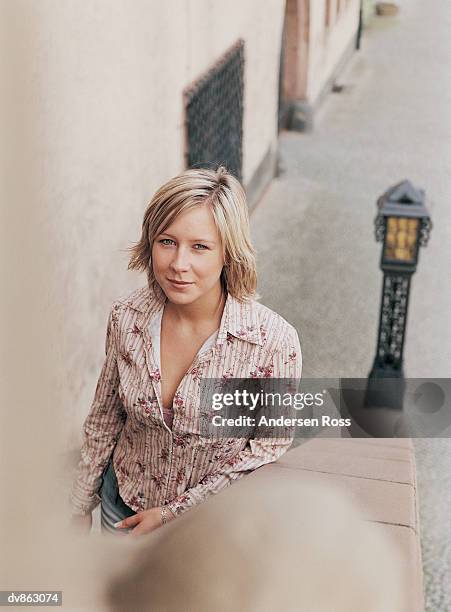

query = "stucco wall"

[1,0,285,454]
[307,0,361,105]
[186,1,285,184]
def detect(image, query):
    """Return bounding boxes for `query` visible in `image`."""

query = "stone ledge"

[278,441,415,484]
[292,437,414,460]
[249,436,423,612]
[371,523,424,612]
[104,452,416,612]
[252,463,417,530]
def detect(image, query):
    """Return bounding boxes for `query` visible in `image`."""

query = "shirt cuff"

[69,488,102,516]
[166,492,196,517]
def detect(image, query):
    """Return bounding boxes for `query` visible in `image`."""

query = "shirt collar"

[217,292,263,346]
[131,286,263,346]
[133,285,166,331]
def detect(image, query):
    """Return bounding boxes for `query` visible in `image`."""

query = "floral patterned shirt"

[148,307,218,429]
[70,285,302,517]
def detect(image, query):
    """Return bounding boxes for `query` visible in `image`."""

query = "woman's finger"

[129,518,157,537]
[128,522,148,537]
[114,513,141,529]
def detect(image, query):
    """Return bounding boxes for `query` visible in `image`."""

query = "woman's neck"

[164,285,226,331]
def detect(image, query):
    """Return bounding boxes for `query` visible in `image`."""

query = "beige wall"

[281,0,361,108]
[0,0,286,587]
[1,0,285,455]
[186,1,285,183]
[307,0,361,105]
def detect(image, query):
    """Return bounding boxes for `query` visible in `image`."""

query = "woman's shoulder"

[112,285,151,310]
[248,298,301,351]
[105,286,162,334]
[110,285,162,313]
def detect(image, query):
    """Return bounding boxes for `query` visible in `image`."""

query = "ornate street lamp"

[366,180,432,409]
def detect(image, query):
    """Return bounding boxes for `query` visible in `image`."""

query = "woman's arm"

[167,326,302,517]
[69,305,126,516]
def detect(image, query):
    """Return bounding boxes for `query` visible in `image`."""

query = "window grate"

[184,40,244,181]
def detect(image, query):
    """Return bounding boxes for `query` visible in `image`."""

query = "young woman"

[70,166,302,536]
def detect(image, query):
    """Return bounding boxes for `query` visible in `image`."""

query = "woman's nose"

[170,247,191,272]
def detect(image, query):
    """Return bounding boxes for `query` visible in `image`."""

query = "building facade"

[2,0,365,449]
[279,0,363,130]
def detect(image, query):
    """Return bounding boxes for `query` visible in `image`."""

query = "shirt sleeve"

[69,305,126,515]
[167,326,302,517]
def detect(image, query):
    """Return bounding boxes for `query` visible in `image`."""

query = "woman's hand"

[115,506,175,536]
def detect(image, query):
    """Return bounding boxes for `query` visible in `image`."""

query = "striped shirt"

[70,285,302,517]
[148,307,218,429]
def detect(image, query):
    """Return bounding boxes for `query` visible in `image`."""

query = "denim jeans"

[100,458,136,535]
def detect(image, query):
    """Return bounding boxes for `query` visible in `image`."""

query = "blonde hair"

[127,167,257,301]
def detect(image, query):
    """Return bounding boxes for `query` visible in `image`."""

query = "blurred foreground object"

[104,445,409,612]
[366,180,432,409]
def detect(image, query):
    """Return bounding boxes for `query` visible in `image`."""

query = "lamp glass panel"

[384,216,419,262]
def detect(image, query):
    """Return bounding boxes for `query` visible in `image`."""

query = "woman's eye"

[193,243,208,250]
[159,239,175,246]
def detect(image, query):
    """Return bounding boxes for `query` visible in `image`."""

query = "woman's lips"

[167,278,193,288]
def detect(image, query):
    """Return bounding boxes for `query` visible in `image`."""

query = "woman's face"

[151,203,225,305]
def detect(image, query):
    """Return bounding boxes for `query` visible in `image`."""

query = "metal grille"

[376,274,411,368]
[184,40,244,180]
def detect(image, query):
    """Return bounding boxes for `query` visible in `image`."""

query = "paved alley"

[250,1,451,609]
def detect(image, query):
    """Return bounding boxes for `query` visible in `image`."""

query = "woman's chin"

[164,287,198,305]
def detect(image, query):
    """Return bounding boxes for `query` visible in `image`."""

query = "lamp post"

[366,180,432,409]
